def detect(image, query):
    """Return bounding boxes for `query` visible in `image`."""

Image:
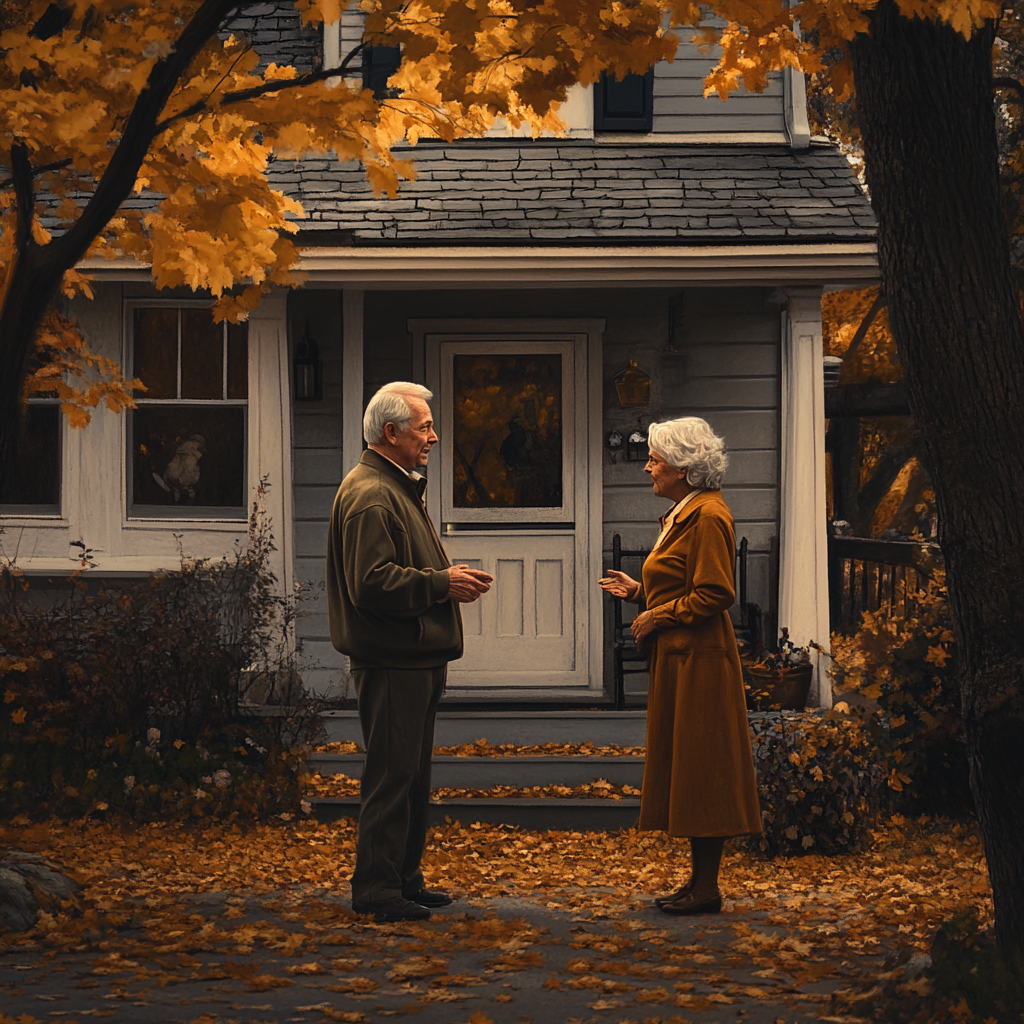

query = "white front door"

[419,324,602,692]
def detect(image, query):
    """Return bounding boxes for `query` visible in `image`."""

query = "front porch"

[286,252,872,708]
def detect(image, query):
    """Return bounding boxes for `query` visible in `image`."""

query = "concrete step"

[310,796,641,831]
[320,710,647,747]
[309,752,645,788]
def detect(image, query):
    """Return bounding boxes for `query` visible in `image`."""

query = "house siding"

[288,290,346,697]
[652,28,785,135]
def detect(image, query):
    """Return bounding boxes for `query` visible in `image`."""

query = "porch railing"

[828,535,941,633]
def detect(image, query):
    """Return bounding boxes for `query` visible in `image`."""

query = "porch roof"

[272,139,875,246]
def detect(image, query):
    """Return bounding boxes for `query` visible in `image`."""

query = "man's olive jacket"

[327,449,462,669]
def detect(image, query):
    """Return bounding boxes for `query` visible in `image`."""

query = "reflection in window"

[129,308,248,514]
[0,402,61,514]
[451,354,562,509]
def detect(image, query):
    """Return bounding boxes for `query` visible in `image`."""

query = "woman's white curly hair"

[647,416,728,490]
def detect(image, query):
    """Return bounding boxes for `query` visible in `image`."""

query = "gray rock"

[0,851,80,933]
[0,867,37,932]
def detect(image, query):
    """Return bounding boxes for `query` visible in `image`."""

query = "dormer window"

[362,44,402,99]
[593,68,655,132]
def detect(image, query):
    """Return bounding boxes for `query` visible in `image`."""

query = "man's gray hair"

[363,382,434,444]
[647,416,728,490]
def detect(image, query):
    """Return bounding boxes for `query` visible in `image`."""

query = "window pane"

[451,354,562,509]
[133,308,178,399]
[132,406,245,508]
[604,73,646,117]
[0,405,60,508]
[227,322,248,399]
[180,309,224,400]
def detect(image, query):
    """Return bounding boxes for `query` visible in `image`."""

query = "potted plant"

[742,628,824,711]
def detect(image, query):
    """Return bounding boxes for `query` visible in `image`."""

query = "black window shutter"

[593,68,654,131]
[363,45,402,98]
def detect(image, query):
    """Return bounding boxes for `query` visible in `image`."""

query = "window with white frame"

[0,398,61,516]
[128,305,248,518]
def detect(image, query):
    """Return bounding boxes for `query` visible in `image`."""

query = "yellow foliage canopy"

[0,0,1001,426]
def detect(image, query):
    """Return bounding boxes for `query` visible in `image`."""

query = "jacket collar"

[659,488,722,527]
[360,449,428,501]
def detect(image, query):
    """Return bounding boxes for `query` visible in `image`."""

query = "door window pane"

[132,406,245,508]
[451,354,562,508]
[0,404,60,510]
[133,308,177,399]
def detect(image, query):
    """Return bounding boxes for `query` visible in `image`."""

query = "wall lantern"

[614,360,651,407]
[293,326,322,401]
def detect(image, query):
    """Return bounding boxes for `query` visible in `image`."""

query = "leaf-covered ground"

[0,815,991,1023]
[306,775,642,802]
[314,741,647,758]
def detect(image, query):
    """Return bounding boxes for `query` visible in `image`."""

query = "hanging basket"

[743,662,813,712]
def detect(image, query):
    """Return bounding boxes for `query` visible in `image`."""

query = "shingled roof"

[271,139,875,246]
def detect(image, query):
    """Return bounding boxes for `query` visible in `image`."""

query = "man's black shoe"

[403,888,454,908]
[351,897,431,922]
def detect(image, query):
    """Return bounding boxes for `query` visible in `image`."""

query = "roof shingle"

[271,140,875,245]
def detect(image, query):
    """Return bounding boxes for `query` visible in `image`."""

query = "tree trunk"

[0,250,63,481]
[850,0,1024,954]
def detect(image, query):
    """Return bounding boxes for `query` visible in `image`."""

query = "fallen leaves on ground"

[314,739,645,758]
[0,816,994,1022]
[305,773,642,801]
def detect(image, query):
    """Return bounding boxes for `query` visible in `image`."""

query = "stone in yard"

[0,850,80,932]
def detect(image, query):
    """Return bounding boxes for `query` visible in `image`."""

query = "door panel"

[442,533,576,682]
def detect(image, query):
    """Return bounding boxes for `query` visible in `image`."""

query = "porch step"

[309,753,645,788]
[310,796,641,831]
[320,709,647,747]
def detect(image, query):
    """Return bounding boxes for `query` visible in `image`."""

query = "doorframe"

[409,317,606,694]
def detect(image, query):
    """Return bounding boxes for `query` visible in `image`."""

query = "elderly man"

[328,381,492,923]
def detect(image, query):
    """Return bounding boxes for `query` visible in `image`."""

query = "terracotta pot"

[744,662,813,711]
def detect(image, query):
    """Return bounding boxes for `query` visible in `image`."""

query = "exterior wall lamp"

[293,326,322,401]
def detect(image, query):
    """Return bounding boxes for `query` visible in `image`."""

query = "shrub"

[741,710,886,857]
[926,908,1024,1023]
[829,568,971,815]
[0,481,319,821]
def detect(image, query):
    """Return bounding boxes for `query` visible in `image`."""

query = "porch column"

[248,287,294,600]
[342,290,364,475]
[779,287,832,708]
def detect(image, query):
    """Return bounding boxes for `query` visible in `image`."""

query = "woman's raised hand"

[598,569,640,600]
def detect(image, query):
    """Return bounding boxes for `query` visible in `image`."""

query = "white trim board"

[80,243,879,287]
[296,244,879,287]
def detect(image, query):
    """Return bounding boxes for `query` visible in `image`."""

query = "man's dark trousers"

[351,665,446,903]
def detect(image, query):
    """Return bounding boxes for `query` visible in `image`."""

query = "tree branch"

[47,0,242,273]
[153,41,371,135]
[9,143,35,258]
[0,156,73,191]
[843,289,886,364]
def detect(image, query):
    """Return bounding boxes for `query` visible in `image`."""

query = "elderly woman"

[599,416,761,915]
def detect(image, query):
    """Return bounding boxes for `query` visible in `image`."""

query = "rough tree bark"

[850,0,1024,954]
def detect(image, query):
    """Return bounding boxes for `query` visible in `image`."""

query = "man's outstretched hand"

[447,564,494,604]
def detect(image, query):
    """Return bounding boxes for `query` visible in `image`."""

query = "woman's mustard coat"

[638,490,762,838]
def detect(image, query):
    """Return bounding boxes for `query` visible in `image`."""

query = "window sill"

[124,516,248,530]
[0,512,66,526]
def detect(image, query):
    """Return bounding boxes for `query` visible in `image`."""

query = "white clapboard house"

[1,2,877,709]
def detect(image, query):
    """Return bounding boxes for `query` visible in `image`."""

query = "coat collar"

[659,488,722,528]
[360,449,428,501]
